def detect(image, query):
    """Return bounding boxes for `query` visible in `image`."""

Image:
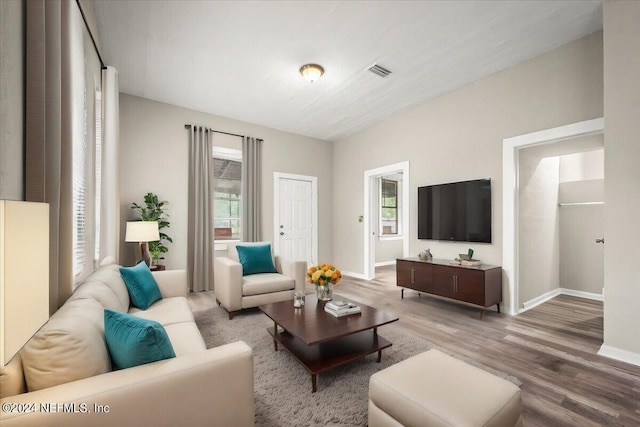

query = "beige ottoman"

[369,350,522,427]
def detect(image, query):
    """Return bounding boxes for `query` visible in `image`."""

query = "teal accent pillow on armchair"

[104,309,176,370]
[236,243,277,276]
[119,261,162,310]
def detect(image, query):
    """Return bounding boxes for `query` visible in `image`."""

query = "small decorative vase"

[425,249,433,261]
[316,283,333,302]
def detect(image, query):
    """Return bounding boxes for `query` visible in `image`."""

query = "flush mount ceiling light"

[300,64,324,83]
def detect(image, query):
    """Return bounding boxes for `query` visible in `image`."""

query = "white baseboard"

[598,344,640,367]
[520,289,562,313]
[341,271,368,280]
[374,261,396,267]
[559,288,603,301]
[521,288,603,313]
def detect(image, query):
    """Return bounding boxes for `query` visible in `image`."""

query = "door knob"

[280,232,285,236]
[596,238,604,244]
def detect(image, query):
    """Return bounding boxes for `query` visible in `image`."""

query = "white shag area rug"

[189,292,520,427]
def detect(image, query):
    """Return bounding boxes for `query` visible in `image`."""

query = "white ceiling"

[93,1,602,141]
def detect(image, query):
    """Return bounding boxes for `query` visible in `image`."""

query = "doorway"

[363,162,410,280]
[502,117,604,315]
[517,142,604,311]
[273,173,317,266]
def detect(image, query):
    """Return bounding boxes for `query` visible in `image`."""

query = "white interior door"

[277,177,314,265]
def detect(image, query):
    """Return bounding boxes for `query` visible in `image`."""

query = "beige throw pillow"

[20,297,111,392]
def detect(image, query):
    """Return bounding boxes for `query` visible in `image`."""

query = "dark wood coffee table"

[259,295,399,392]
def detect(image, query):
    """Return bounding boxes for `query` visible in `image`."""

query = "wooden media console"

[396,258,502,316]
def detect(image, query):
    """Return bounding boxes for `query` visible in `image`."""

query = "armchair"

[215,242,307,319]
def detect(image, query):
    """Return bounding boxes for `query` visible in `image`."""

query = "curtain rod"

[75,0,105,68]
[184,124,244,139]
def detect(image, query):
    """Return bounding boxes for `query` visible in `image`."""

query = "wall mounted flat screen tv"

[418,179,492,243]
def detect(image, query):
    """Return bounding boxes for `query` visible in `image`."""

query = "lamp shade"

[125,221,160,242]
[0,200,50,367]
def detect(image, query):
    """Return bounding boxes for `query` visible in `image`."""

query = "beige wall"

[118,94,333,270]
[0,0,24,200]
[559,149,604,183]
[332,32,603,275]
[558,179,604,204]
[518,153,560,305]
[603,1,640,358]
[375,239,403,264]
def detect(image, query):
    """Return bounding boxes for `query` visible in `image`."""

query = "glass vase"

[316,283,333,302]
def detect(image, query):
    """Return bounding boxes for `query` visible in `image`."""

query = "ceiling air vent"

[367,63,392,78]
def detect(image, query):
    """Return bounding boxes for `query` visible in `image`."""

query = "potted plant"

[131,193,172,267]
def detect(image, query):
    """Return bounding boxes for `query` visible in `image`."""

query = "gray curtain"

[242,136,262,242]
[187,126,215,292]
[25,0,74,314]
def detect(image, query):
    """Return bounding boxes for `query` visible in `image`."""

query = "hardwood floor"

[327,265,640,426]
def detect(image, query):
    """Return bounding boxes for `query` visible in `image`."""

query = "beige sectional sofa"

[0,263,254,427]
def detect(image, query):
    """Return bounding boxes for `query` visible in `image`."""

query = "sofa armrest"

[277,257,307,292]
[0,342,254,427]
[214,257,243,312]
[151,270,188,298]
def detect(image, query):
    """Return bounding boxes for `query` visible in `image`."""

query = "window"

[213,147,242,241]
[380,178,400,236]
[71,9,102,286]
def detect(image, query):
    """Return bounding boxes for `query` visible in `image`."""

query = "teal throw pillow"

[104,309,176,370]
[119,261,162,310]
[236,243,277,276]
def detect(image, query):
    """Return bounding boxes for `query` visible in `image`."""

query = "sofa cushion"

[242,273,295,296]
[72,263,130,311]
[129,297,195,326]
[164,322,207,356]
[20,298,111,392]
[0,355,26,399]
[119,261,162,310]
[236,243,277,276]
[104,309,176,370]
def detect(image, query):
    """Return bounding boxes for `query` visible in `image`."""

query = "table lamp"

[125,221,160,266]
[0,200,50,367]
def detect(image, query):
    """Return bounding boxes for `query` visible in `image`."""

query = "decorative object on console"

[307,263,342,302]
[125,220,160,266]
[130,193,173,266]
[455,248,480,266]
[0,200,50,367]
[418,249,433,261]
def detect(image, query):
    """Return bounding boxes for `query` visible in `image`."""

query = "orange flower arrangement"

[306,263,342,286]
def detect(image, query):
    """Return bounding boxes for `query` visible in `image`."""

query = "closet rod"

[558,202,604,207]
[184,124,244,139]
